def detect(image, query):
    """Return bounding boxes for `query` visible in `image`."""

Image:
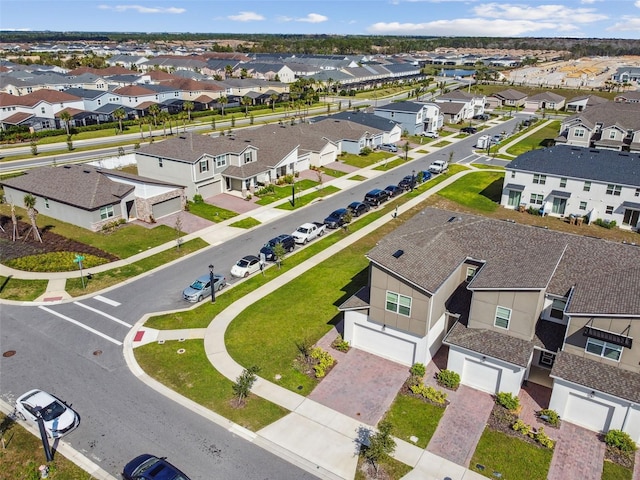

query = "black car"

[472,114,489,120]
[324,208,351,229]
[461,126,478,134]
[122,454,191,480]
[364,189,389,206]
[347,201,370,217]
[260,234,295,261]
[398,175,416,191]
[385,185,403,197]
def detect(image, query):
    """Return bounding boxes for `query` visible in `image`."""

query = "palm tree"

[136,116,145,139]
[218,96,228,117]
[148,103,160,126]
[113,108,126,134]
[224,65,233,78]
[183,101,194,122]
[158,111,169,137]
[241,96,252,116]
[270,93,278,112]
[23,194,42,243]
[59,110,72,136]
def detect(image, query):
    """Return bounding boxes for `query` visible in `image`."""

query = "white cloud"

[97,5,185,14]
[228,11,265,22]
[367,18,574,36]
[296,13,328,23]
[607,16,640,32]
[636,0,640,7]
[473,3,607,23]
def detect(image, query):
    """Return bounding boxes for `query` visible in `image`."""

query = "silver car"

[182,273,226,302]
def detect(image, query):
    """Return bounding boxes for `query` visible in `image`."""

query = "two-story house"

[555,102,640,152]
[435,90,486,120]
[339,207,640,440]
[501,145,640,230]
[374,101,442,136]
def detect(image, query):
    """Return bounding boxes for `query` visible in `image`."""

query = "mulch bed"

[604,444,635,470]
[399,376,450,408]
[0,217,119,264]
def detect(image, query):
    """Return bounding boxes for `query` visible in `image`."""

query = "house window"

[41,107,46,114]
[579,201,587,211]
[549,298,566,319]
[385,291,411,317]
[44,198,50,209]
[583,181,591,192]
[605,205,614,215]
[530,193,544,205]
[244,152,253,164]
[609,130,616,139]
[585,338,622,361]
[574,128,585,138]
[215,155,227,168]
[158,159,163,168]
[533,174,546,185]
[559,178,567,188]
[606,184,622,196]
[465,267,477,282]
[635,188,640,197]
[100,205,115,220]
[199,160,209,173]
[494,306,511,329]
[511,171,516,178]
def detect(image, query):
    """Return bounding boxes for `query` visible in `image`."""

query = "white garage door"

[152,197,181,219]
[352,325,415,365]
[198,181,220,199]
[565,394,613,432]
[623,406,640,444]
[462,359,501,394]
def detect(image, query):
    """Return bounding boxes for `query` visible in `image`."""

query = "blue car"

[122,454,190,480]
[416,170,432,183]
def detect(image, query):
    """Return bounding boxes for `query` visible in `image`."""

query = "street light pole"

[411,169,416,191]
[208,264,216,303]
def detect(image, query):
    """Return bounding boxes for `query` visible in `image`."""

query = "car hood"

[183,285,203,297]
[44,407,77,433]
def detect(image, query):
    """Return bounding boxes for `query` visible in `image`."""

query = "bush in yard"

[363,420,396,476]
[193,193,204,204]
[512,419,533,437]
[232,365,259,407]
[604,430,637,453]
[311,347,335,378]
[436,369,460,389]
[409,383,447,406]
[537,408,560,427]
[360,147,372,156]
[331,336,350,352]
[410,363,426,377]
[496,391,520,412]
[535,427,555,449]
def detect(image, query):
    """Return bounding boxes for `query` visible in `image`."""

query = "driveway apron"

[426,385,494,467]
[547,422,605,480]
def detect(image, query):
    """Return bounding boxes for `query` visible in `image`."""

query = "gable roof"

[374,101,424,113]
[492,89,527,101]
[566,101,640,131]
[312,111,400,132]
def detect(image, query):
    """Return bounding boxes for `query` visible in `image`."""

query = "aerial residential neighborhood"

[1,16,640,480]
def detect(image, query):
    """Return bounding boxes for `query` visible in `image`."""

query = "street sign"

[73,254,85,264]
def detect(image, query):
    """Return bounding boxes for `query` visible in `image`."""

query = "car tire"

[218,284,224,291]
[197,295,203,302]
[319,230,324,236]
[244,272,249,278]
[303,238,308,244]
[288,246,294,252]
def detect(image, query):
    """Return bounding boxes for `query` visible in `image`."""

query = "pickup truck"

[428,160,449,174]
[291,222,326,244]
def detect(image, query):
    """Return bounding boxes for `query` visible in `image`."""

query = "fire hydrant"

[39,465,49,478]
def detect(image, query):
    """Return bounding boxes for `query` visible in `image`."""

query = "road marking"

[38,306,122,346]
[73,302,132,328]
[458,153,479,165]
[94,295,121,307]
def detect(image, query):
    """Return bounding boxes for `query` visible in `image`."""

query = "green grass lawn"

[229,217,261,229]
[341,151,394,168]
[134,340,288,431]
[186,201,238,222]
[437,170,504,212]
[432,140,452,148]
[382,394,445,449]
[0,276,48,301]
[276,185,340,210]
[254,179,319,205]
[373,157,408,171]
[355,454,412,480]
[506,121,561,156]
[347,174,367,181]
[602,459,633,480]
[470,428,552,480]
[320,166,348,178]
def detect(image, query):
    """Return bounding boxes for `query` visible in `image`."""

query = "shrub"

[283,174,294,184]
[604,430,637,453]
[409,383,447,406]
[360,147,372,156]
[311,347,335,378]
[496,392,520,412]
[535,427,555,449]
[436,369,460,389]
[527,206,542,216]
[256,184,276,196]
[193,193,204,204]
[537,408,560,427]
[512,419,533,437]
[410,363,426,378]
[331,336,350,352]
[594,218,617,229]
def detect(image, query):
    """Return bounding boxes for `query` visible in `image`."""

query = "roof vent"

[448,216,460,223]
[63,165,71,169]
[83,170,91,173]
[392,249,404,259]
[179,135,186,139]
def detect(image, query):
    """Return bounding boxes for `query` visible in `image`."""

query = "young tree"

[113,107,126,134]
[22,194,42,243]
[148,103,160,126]
[10,203,19,241]
[270,93,278,112]
[219,96,228,116]
[241,96,252,116]
[183,101,194,122]
[272,243,287,269]
[59,110,72,136]
[363,420,396,476]
[30,138,38,156]
[232,365,259,407]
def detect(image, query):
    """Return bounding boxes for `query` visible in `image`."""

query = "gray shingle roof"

[551,351,640,403]
[566,101,640,131]
[374,101,424,113]
[338,286,371,311]
[507,145,640,188]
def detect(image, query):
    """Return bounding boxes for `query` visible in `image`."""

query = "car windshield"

[132,457,161,476]
[39,400,66,421]
[189,280,204,290]
[237,259,249,268]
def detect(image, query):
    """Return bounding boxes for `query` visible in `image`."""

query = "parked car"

[491,134,502,144]
[460,127,478,134]
[364,188,390,207]
[347,201,370,217]
[122,454,191,480]
[385,185,403,197]
[230,255,261,278]
[473,114,489,121]
[291,222,326,244]
[260,234,295,261]
[378,143,398,153]
[182,273,226,302]
[420,131,439,138]
[416,170,432,183]
[428,160,449,174]
[324,208,351,229]
[15,389,79,438]
[398,175,416,191]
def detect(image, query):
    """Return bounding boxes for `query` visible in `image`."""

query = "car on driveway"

[420,131,439,138]
[347,201,370,217]
[473,114,489,121]
[378,143,398,153]
[384,185,403,197]
[15,389,79,438]
[182,273,226,302]
[230,255,261,278]
[259,234,295,261]
[324,208,351,229]
[460,126,478,134]
[363,189,389,207]
[123,454,191,480]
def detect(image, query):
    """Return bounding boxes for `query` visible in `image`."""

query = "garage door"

[462,359,501,394]
[565,393,613,432]
[152,197,181,219]
[352,324,415,365]
[623,406,640,444]
[198,181,220,199]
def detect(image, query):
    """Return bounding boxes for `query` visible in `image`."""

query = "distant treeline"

[2,32,640,57]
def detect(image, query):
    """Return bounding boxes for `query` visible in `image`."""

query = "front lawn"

[254,179,319,205]
[382,394,445,449]
[373,157,408,171]
[506,120,561,156]
[229,217,261,229]
[320,166,348,178]
[186,201,238,222]
[437,170,504,212]
[341,151,393,169]
[134,340,288,431]
[602,459,633,480]
[470,428,552,480]
[0,276,48,301]
[276,185,340,210]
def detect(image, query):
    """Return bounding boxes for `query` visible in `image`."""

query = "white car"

[15,389,79,438]
[420,131,439,138]
[230,255,261,278]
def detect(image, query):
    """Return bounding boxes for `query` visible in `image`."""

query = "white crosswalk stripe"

[73,301,132,327]
[94,295,121,307]
[38,306,123,346]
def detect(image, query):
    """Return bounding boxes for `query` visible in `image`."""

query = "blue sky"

[1,0,640,39]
